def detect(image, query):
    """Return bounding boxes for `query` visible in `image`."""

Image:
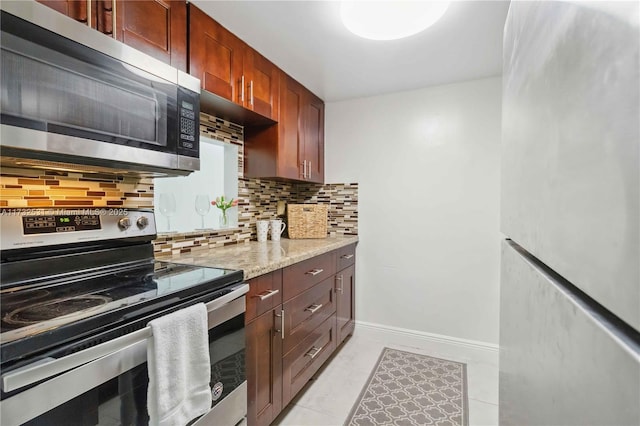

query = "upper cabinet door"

[36,0,97,28]
[278,74,305,181]
[244,50,279,121]
[304,92,325,184]
[36,0,188,71]
[189,4,243,103]
[112,0,187,71]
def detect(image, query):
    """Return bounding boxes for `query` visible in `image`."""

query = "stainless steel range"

[0,208,248,426]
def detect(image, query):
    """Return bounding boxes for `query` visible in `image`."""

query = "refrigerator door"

[501,1,640,329]
[500,240,640,426]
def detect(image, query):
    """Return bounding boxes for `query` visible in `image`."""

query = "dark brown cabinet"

[114,0,187,71]
[245,73,325,183]
[282,315,337,407]
[246,246,356,426]
[246,271,283,426]
[336,264,355,345]
[242,49,279,121]
[304,92,325,183]
[189,5,279,121]
[37,0,96,26]
[189,4,243,103]
[246,308,283,426]
[335,244,356,345]
[37,0,187,71]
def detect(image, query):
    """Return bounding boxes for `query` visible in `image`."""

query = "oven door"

[0,284,248,426]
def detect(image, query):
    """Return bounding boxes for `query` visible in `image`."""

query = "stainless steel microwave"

[0,1,200,176]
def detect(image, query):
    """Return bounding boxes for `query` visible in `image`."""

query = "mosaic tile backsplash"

[0,167,154,208]
[0,112,357,257]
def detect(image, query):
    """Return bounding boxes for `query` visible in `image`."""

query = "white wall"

[325,77,502,344]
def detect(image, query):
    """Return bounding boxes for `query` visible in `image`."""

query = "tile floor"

[273,325,499,426]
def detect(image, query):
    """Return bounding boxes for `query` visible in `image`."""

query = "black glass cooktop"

[0,260,243,366]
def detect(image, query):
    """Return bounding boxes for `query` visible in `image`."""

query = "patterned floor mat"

[345,348,468,426]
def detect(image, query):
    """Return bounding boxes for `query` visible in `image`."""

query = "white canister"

[256,220,269,242]
[269,219,286,241]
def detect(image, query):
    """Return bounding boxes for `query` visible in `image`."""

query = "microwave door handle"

[1,283,249,393]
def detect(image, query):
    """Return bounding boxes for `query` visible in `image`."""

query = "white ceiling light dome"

[340,1,451,41]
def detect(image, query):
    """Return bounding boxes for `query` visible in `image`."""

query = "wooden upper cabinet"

[189,4,243,103]
[304,92,325,184]
[243,50,279,121]
[279,75,305,180]
[245,73,325,183]
[37,0,96,27]
[113,0,187,71]
[37,0,188,71]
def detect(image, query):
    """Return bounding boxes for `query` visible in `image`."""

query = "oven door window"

[209,314,246,409]
[0,29,175,151]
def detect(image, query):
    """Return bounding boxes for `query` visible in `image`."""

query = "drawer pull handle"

[305,269,324,276]
[305,303,323,314]
[254,289,279,300]
[305,346,323,359]
[341,254,354,260]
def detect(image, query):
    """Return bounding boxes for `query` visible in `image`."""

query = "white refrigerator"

[499,1,640,425]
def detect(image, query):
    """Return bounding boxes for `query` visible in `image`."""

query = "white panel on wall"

[325,77,501,344]
[154,137,238,233]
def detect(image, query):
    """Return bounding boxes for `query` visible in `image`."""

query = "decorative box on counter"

[287,204,328,239]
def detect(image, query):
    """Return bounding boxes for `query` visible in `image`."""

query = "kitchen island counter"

[160,235,359,279]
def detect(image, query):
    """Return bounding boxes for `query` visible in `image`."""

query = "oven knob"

[136,216,149,229]
[118,217,132,230]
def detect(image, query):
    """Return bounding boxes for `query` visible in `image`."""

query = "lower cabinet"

[245,244,357,426]
[336,264,355,345]
[282,315,337,407]
[246,308,283,426]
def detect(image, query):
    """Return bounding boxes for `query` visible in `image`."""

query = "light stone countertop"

[162,235,359,279]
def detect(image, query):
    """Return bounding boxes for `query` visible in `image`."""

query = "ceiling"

[191,1,510,102]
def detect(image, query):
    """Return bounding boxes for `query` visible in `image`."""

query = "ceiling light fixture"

[340,1,450,41]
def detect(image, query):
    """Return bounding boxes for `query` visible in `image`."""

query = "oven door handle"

[1,283,249,393]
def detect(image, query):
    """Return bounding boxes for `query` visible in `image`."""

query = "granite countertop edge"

[162,235,359,280]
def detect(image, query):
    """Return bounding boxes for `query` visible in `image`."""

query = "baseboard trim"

[354,320,499,353]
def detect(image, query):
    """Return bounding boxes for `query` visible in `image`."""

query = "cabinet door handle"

[249,80,254,107]
[336,275,344,294]
[305,345,323,359]
[274,309,285,340]
[254,289,279,300]
[301,160,307,179]
[305,303,323,314]
[240,75,245,103]
[111,0,117,39]
[305,268,324,276]
[340,254,354,260]
[308,161,311,180]
[87,0,92,28]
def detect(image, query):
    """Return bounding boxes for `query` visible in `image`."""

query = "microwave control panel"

[177,87,200,156]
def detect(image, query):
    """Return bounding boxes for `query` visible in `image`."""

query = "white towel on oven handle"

[147,303,212,426]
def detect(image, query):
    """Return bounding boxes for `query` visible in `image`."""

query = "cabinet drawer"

[283,252,336,300]
[283,277,335,355]
[282,315,336,407]
[336,244,357,271]
[246,270,283,323]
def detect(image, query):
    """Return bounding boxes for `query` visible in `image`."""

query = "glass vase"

[219,211,229,228]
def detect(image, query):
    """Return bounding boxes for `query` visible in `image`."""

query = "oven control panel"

[0,209,157,251]
[22,214,101,235]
